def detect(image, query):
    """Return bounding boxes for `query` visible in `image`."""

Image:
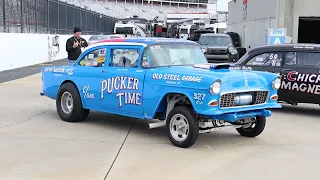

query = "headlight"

[201,48,207,53]
[210,80,221,94]
[228,46,238,55]
[272,77,281,90]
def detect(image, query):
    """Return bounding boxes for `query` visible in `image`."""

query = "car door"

[72,46,109,110]
[100,45,146,117]
[281,51,320,104]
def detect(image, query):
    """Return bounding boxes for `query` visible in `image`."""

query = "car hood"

[146,64,274,92]
[200,45,229,50]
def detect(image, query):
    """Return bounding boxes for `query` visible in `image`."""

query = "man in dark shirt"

[66,27,88,65]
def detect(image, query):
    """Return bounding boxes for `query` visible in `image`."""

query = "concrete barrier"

[0,33,91,72]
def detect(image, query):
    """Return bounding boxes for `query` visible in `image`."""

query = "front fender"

[142,83,215,119]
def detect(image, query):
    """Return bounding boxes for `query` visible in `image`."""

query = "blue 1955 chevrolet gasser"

[40,38,282,148]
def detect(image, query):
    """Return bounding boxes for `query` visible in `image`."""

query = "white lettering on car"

[152,73,203,83]
[281,81,320,95]
[287,71,320,84]
[101,76,141,107]
[83,85,94,99]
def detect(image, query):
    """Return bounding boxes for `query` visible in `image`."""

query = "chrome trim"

[219,89,268,96]
[272,77,281,90]
[219,90,269,109]
[209,79,221,95]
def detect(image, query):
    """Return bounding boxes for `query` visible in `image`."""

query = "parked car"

[189,29,215,42]
[198,33,240,63]
[40,38,281,148]
[88,34,125,45]
[232,43,320,106]
[226,32,247,58]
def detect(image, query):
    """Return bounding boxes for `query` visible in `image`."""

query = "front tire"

[236,116,266,137]
[56,82,89,122]
[166,106,199,148]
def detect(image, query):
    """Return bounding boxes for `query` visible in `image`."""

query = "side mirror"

[236,47,247,58]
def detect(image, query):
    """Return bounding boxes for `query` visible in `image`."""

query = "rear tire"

[56,82,89,122]
[166,106,199,148]
[236,116,266,137]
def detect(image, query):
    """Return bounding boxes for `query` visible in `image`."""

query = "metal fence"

[0,0,117,35]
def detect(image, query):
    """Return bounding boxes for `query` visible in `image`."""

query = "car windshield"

[143,44,208,67]
[199,36,233,46]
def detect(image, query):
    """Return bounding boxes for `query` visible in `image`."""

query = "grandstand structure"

[61,0,209,22]
[0,0,217,34]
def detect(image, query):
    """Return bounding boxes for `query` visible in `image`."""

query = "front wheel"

[236,116,266,137]
[166,106,199,148]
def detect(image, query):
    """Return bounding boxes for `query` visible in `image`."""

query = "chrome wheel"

[169,114,190,142]
[61,92,73,114]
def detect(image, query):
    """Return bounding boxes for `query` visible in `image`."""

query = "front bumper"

[211,109,272,122]
[200,103,282,122]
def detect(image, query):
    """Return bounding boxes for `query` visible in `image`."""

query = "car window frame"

[242,51,284,68]
[75,45,109,68]
[140,43,208,69]
[107,45,144,69]
[283,50,320,69]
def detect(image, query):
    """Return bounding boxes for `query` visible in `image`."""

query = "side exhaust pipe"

[148,120,166,129]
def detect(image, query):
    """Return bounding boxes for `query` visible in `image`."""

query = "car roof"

[248,43,320,54]
[95,37,198,46]
[84,37,199,52]
[200,33,230,37]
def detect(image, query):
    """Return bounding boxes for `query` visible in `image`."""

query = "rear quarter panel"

[41,66,74,100]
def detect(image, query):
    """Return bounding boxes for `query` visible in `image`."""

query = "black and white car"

[232,43,320,106]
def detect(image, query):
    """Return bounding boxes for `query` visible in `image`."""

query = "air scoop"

[193,63,231,70]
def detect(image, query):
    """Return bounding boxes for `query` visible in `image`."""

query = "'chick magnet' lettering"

[101,76,141,107]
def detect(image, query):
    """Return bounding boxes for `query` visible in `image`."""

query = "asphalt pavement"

[0,59,68,83]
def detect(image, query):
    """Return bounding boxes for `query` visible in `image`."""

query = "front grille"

[207,49,228,55]
[219,91,269,108]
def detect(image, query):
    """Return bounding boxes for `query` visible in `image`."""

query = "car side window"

[301,52,320,68]
[285,51,320,68]
[245,52,282,67]
[109,48,139,68]
[284,52,301,67]
[79,48,107,67]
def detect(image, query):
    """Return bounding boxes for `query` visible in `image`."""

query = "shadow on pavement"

[44,108,251,149]
[272,103,320,118]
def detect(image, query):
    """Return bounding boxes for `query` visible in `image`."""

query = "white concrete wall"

[0,33,91,72]
[227,0,278,49]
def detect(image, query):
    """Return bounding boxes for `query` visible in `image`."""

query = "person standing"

[66,27,88,65]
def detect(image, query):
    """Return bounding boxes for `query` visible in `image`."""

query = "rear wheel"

[236,116,266,137]
[166,106,199,148]
[56,82,89,122]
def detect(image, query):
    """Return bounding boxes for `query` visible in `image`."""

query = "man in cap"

[66,27,88,65]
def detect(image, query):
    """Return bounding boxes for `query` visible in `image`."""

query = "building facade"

[227,0,320,49]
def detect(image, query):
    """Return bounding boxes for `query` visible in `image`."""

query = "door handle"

[281,69,291,72]
[101,70,108,73]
